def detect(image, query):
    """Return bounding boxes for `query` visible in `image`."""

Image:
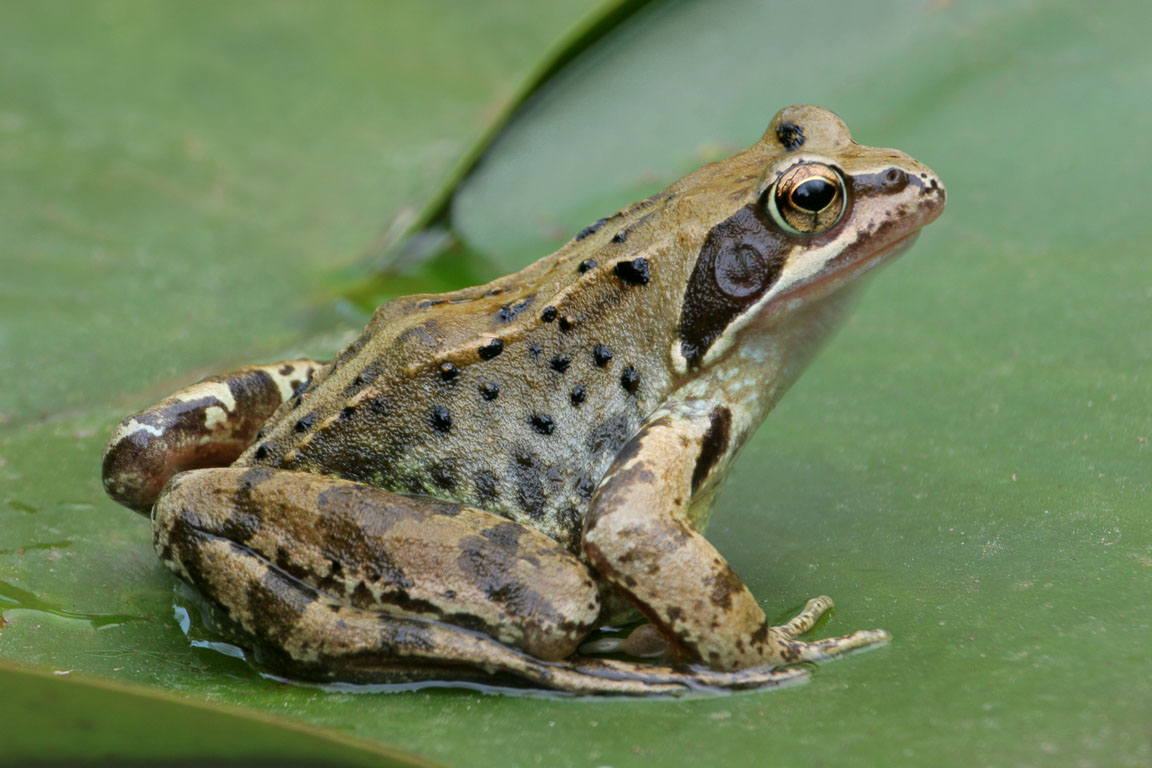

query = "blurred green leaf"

[2,1,1150,767]
[0,660,439,767]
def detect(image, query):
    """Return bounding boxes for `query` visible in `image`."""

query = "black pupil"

[791,178,836,212]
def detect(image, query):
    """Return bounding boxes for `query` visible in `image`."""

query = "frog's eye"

[765,163,847,235]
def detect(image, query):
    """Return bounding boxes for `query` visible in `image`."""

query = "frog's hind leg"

[169,530,806,694]
[102,359,323,513]
[154,467,804,695]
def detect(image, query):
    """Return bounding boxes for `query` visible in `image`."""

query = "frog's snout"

[915,169,946,227]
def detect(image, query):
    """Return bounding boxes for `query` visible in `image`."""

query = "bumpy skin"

[103,105,945,694]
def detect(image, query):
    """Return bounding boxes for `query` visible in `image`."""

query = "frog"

[102,105,944,695]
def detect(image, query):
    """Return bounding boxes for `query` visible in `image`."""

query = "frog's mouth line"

[768,230,921,317]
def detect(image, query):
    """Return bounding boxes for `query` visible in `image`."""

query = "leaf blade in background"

[0,661,440,768]
[1,1,1150,767]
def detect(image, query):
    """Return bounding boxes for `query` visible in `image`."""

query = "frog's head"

[677,104,945,371]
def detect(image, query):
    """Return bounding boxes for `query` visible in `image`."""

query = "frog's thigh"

[103,359,323,513]
[153,467,600,661]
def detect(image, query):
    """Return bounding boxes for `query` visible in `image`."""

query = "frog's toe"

[558,657,811,694]
[778,627,892,664]
[580,623,668,659]
[771,595,890,663]
[776,595,836,639]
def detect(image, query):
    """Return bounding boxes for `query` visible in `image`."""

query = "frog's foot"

[583,597,890,669]
[772,595,892,663]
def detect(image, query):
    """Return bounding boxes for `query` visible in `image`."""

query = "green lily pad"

[2,1,1150,767]
[0,660,438,767]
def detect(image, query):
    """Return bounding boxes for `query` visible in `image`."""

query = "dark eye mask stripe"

[677,204,788,368]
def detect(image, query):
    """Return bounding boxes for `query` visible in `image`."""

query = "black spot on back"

[573,473,596,501]
[592,344,613,367]
[620,365,640,394]
[344,360,384,397]
[614,258,650,286]
[497,296,535,323]
[430,406,452,433]
[528,414,555,435]
[430,460,459,492]
[575,218,608,241]
[587,413,632,457]
[439,362,459,382]
[478,339,504,360]
[473,469,500,505]
[479,382,500,401]
[511,449,547,520]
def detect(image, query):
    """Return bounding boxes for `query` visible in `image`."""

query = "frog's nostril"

[880,167,909,194]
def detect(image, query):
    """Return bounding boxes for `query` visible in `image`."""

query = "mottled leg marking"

[155,467,601,660]
[154,467,805,694]
[583,402,775,671]
[583,401,891,674]
[102,359,322,513]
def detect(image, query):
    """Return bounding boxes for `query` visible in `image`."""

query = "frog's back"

[237,196,696,549]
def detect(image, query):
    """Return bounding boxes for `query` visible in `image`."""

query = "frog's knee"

[102,361,319,513]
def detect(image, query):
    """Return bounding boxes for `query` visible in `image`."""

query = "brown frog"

[102,105,945,694]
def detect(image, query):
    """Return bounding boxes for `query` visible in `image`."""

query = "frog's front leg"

[102,360,322,513]
[583,401,890,672]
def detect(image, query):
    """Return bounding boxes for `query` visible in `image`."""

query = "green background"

[1,1,1149,766]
